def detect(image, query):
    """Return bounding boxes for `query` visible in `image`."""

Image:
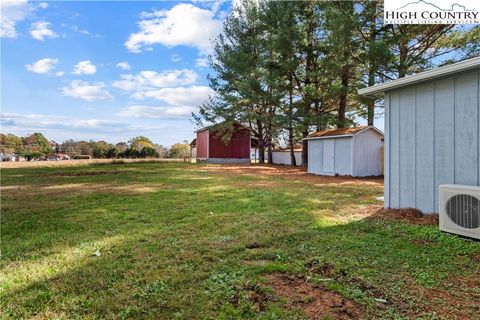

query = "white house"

[305,126,384,177]
[358,57,480,213]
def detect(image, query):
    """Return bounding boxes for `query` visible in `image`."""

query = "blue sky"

[1,0,384,146]
[1,0,232,146]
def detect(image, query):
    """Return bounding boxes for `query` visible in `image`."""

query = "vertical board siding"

[307,131,382,177]
[390,91,401,208]
[387,71,480,213]
[415,83,435,213]
[454,73,478,185]
[307,140,323,174]
[399,87,416,207]
[434,78,455,212]
[334,138,352,175]
[322,139,335,174]
[353,129,382,176]
[209,129,250,159]
[196,130,209,159]
[384,93,390,207]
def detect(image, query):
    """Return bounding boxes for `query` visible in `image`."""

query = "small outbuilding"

[359,57,480,213]
[195,122,251,164]
[305,126,384,177]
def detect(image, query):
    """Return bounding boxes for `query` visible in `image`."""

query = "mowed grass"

[1,163,479,319]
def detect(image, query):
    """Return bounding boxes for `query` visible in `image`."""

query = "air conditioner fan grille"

[446,194,479,229]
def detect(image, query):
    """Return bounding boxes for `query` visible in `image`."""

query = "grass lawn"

[1,163,479,319]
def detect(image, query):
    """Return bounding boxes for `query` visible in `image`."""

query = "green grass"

[1,163,479,319]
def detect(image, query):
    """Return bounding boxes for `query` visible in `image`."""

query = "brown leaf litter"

[357,205,439,225]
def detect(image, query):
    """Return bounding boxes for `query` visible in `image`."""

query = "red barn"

[195,122,251,164]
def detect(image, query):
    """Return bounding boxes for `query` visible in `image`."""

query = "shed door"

[323,140,335,174]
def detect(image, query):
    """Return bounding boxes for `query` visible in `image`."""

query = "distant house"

[0,153,16,162]
[305,126,384,177]
[359,57,480,213]
[194,122,251,164]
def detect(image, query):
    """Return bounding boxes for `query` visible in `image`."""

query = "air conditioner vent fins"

[445,194,479,229]
[439,185,480,240]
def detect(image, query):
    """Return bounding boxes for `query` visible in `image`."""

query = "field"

[0,158,185,169]
[1,163,479,319]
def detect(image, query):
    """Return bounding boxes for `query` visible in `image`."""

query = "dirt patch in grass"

[357,205,439,225]
[263,273,364,319]
[194,164,383,187]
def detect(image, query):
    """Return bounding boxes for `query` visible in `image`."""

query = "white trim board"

[358,57,480,98]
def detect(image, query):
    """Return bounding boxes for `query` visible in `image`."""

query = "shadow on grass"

[1,163,479,319]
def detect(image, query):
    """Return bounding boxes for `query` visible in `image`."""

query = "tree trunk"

[367,64,376,126]
[267,121,273,164]
[301,137,308,167]
[289,126,296,167]
[288,76,296,167]
[399,44,408,78]
[257,120,265,164]
[367,8,377,127]
[267,137,273,164]
[337,67,349,128]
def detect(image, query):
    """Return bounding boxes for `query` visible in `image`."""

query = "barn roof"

[358,57,480,98]
[304,126,383,140]
[195,121,249,133]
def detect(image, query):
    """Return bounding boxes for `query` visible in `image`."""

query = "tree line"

[0,133,191,160]
[194,0,479,166]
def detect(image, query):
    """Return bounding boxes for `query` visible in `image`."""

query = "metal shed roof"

[304,125,383,140]
[358,57,480,98]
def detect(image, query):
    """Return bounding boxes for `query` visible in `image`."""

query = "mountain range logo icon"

[394,0,475,11]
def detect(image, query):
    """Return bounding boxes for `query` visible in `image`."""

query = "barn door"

[323,140,335,174]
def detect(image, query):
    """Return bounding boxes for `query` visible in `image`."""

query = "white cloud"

[113,69,197,91]
[116,62,131,70]
[131,85,213,106]
[71,24,90,35]
[1,0,31,38]
[55,71,64,77]
[116,105,195,119]
[196,57,209,68]
[125,3,222,54]
[0,112,137,134]
[0,112,188,145]
[25,58,58,74]
[30,21,58,41]
[72,60,97,75]
[64,24,101,38]
[38,2,48,9]
[170,54,182,62]
[62,80,112,101]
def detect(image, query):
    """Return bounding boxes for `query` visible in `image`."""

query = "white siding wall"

[272,151,302,166]
[308,128,383,177]
[334,138,351,175]
[308,139,323,174]
[352,129,383,177]
[385,71,480,213]
[308,137,352,176]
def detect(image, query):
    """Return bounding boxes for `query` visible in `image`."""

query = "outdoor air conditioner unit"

[439,185,480,240]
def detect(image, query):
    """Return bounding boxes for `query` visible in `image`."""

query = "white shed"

[305,126,384,177]
[359,57,480,213]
